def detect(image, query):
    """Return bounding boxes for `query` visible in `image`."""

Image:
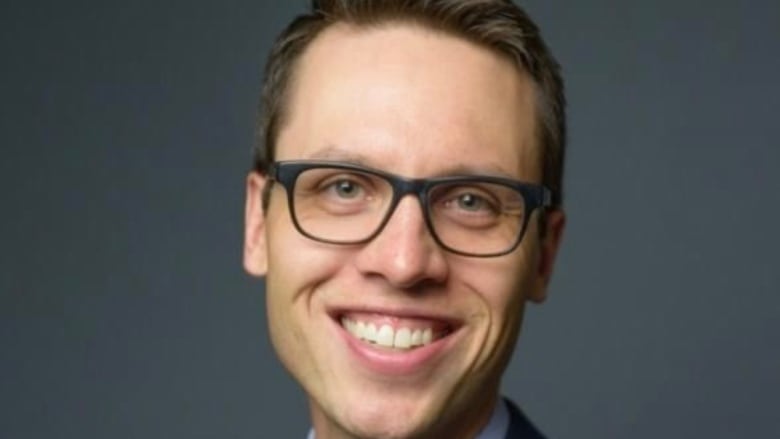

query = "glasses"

[268,160,552,257]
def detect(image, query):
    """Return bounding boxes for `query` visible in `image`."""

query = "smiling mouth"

[339,314,454,351]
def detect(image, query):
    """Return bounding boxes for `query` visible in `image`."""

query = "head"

[244,1,566,438]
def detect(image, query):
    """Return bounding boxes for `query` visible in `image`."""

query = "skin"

[244,23,565,439]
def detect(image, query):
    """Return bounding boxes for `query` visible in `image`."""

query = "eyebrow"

[306,145,519,179]
[307,146,374,165]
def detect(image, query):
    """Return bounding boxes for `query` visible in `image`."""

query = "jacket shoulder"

[503,398,546,439]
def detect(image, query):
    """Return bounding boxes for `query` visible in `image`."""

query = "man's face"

[245,24,564,438]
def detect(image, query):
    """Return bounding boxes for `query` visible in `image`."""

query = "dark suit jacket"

[504,399,546,439]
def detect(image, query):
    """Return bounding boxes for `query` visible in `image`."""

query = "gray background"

[2,0,778,438]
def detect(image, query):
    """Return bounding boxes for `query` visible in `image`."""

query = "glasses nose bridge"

[376,175,434,238]
[389,176,430,214]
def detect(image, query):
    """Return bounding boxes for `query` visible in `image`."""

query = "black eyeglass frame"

[269,160,552,257]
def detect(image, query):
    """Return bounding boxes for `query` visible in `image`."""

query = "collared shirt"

[306,398,509,439]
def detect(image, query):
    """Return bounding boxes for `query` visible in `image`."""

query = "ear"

[244,172,269,277]
[528,209,566,303]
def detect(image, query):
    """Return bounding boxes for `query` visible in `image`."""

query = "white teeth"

[422,328,433,345]
[365,323,377,342]
[411,329,422,346]
[394,327,411,349]
[340,318,438,350]
[376,325,394,347]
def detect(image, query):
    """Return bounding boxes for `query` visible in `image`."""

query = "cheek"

[264,204,349,292]
[263,202,359,345]
[456,243,539,362]
[459,244,538,313]
[263,211,353,383]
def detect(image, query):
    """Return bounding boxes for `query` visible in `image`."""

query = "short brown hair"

[254,0,566,206]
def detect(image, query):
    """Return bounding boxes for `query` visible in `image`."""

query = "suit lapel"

[503,398,546,439]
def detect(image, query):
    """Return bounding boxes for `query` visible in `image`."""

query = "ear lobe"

[528,209,566,303]
[244,172,269,277]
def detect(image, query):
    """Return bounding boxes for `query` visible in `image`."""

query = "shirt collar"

[475,398,510,439]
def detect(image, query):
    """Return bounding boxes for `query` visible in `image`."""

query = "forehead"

[277,23,540,180]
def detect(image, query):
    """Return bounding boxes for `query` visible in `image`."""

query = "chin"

[315,390,448,439]
[337,413,433,439]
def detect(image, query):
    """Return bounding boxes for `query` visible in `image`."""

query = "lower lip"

[334,319,456,376]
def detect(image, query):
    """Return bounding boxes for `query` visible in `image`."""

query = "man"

[243,1,566,438]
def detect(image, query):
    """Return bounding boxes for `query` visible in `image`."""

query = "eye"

[441,189,499,215]
[331,179,362,199]
[317,173,375,203]
[431,182,510,228]
[454,192,490,212]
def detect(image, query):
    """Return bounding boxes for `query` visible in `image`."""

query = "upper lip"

[326,305,464,329]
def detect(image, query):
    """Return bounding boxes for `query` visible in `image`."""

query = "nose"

[354,195,449,289]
